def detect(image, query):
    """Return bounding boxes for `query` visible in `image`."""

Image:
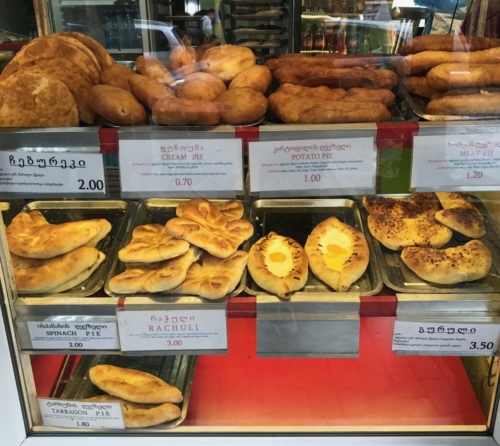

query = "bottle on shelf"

[313,22,325,52]
[335,23,346,54]
[325,25,334,53]
[302,22,313,52]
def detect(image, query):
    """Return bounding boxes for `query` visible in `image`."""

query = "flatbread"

[49,251,105,293]
[109,247,202,294]
[0,72,78,127]
[85,220,112,247]
[434,192,485,238]
[171,250,248,300]
[166,199,253,258]
[363,193,440,218]
[305,217,369,292]
[11,247,101,293]
[176,200,244,220]
[7,211,107,259]
[118,224,190,263]
[401,240,492,284]
[89,365,183,404]
[58,32,115,70]
[83,395,181,428]
[248,232,308,299]
[1,36,100,84]
[367,213,453,251]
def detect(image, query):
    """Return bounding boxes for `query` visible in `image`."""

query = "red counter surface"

[33,317,486,430]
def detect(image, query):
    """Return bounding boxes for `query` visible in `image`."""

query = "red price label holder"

[411,122,500,192]
[117,129,244,199]
[116,297,228,355]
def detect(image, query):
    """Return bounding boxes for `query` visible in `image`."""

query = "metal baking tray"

[368,195,500,294]
[0,200,23,226]
[399,80,500,121]
[60,354,196,430]
[245,199,383,297]
[104,198,248,298]
[232,13,285,20]
[263,83,417,125]
[18,200,131,297]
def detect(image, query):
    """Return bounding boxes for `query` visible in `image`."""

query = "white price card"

[392,321,500,354]
[411,133,500,191]
[38,398,125,429]
[249,137,376,194]
[0,152,106,195]
[119,139,243,195]
[117,309,227,351]
[27,321,119,350]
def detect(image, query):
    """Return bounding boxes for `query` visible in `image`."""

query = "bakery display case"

[5,1,500,445]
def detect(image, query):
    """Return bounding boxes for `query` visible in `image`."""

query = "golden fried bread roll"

[345,87,396,107]
[229,65,272,93]
[269,90,391,124]
[278,83,347,101]
[128,74,174,110]
[217,87,268,125]
[0,72,78,127]
[88,85,147,125]
[427,63,500,90]
[169,45,199,77]
[273,65,398,89]
[136,55,176,86]
[266,54,383,72]
[152,97,220,126]
[398,47,500,76]
[426,91,500,115]
[403,76,438,99]
[401,241,492,284]
[101,63,137,92]
[176,72,226,101]
[200,44,256,82]
[401,35,493,55]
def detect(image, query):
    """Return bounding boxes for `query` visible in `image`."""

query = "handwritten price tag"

[392,321,500,354]
[248,137,376,195]
[38,398,124,429]
[0,152,106,196]
[27,321,119,350]
[117,309,227,352]
[411,134,500,191]
[119,139,243,197]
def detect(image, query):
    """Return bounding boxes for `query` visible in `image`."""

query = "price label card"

[411,133,500,191]
[117,309,227,351]
[392,321,500,354]
[27,321,119,350]
[119,139,243,195]
[249,137,376,194]
[38,398,125,429]
[0,152,106,196]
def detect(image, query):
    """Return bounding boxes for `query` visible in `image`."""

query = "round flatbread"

[58,31,115,69]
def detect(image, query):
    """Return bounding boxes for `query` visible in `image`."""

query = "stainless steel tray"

[19,200,131,297]
[369,196,500,293]
[232,13,285,20]
[104,198,248,298]
[60,354,196,430]
[245,198,383,297]
[399,80,500,121]
[0,200,23,226]
[232,27,285,35]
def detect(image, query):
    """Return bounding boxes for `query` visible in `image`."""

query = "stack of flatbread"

[363,192,491,284]
[0,32,115,127]
[85,364,183,428]
[109,198,253,299]
[6,211,111,294]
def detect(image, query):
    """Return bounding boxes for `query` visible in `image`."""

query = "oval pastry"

[305,217,370,292]
[248,232,308,299]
